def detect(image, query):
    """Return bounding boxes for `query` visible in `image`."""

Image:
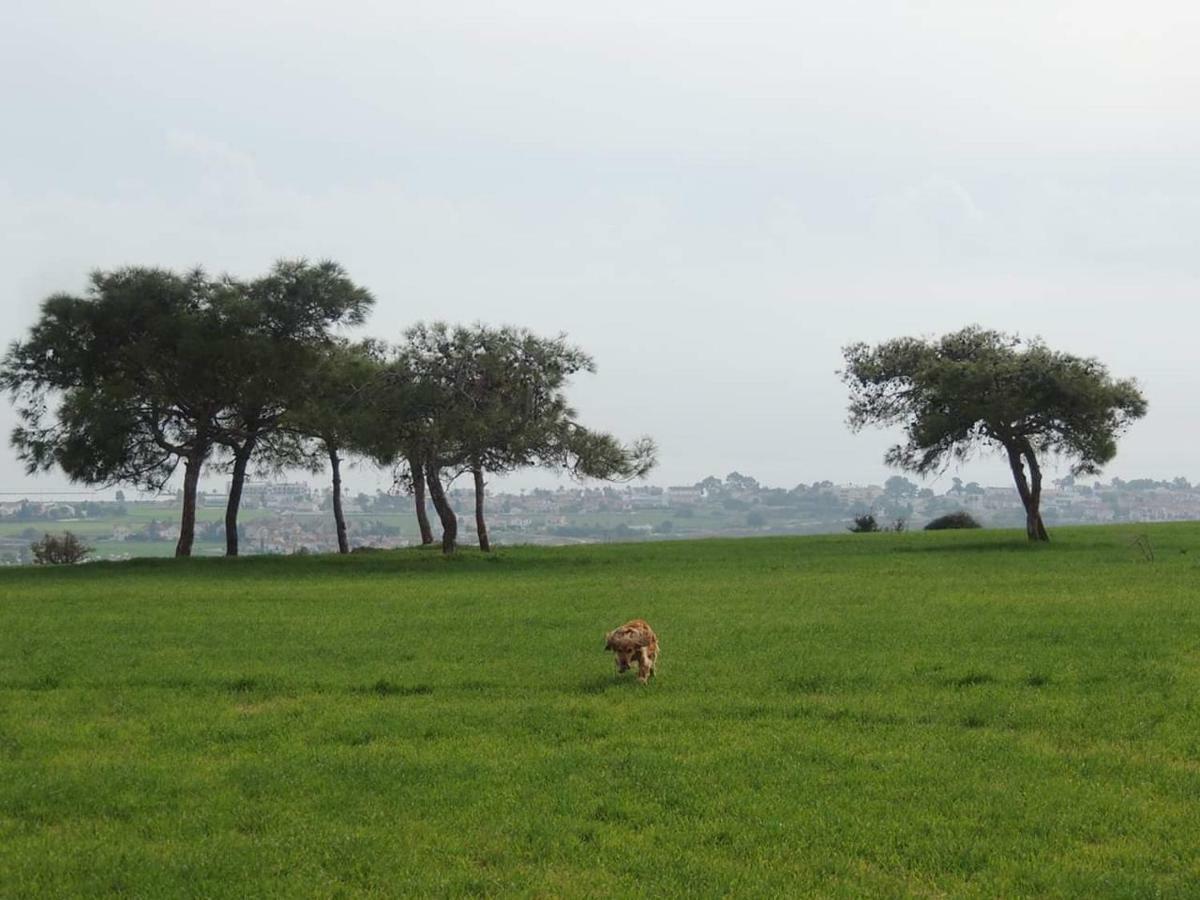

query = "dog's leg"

[635,648,652,683]
[642,644,658,680]
[615,652,631,674]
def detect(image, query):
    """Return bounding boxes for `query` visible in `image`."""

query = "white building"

[667,486,704,505]
[235,482,314,509]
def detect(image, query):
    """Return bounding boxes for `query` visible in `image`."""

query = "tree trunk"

[175,448,206,558]
[1005,442,1050,543]
[409,455,434,545]
[223,444,254,557]
[329,444,349,554]
[473,465,490,552]
[1021,441,1050,542]
[425,465,457,554]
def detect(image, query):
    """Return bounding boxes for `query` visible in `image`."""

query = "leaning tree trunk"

[1022,441,1050,542]
[329,444,349,554]
[473,464,490,553]
[223,442,255,557]
[409,455,434,545]
[425,465,457,554]
[1006,442,1050,543]
[175,447,207,558]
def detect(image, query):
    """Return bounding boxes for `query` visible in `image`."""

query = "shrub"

[30,531,93,565]
[924,512,982,531]
[849,514,880,533]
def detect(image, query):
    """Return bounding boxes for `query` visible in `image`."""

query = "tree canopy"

[841,326,1147,541]
[1,267,231,555]
[209,261,375,555]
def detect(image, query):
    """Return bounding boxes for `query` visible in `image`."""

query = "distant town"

[1,472,1197,563]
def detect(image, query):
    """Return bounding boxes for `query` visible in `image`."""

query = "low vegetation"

[924,511,983,530]
[2,525,1199,895]
[848,514,905,533]
[29,531,92,565]
[849,513,881,533]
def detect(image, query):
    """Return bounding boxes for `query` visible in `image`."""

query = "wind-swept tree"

[393,323,656,553]
[1,268,230,556]
[841,326,1147,542]
[211,260,374,556]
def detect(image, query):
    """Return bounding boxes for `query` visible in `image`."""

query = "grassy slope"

[1,525,1198,897]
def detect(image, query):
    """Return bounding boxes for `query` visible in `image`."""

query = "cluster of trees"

[1,261,655,557]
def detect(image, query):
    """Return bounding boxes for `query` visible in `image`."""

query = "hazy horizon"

[4,1,1198,496]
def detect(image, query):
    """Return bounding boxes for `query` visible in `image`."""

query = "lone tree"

[841,326,1147,542]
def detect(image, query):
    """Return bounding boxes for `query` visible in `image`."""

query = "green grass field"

[2,525,1199,897]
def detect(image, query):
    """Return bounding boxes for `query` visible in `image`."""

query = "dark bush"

[849,514,880,533]
[30,531,93,565]
[924,512,982,531]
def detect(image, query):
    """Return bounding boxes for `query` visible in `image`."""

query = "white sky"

[2,1,1198,496]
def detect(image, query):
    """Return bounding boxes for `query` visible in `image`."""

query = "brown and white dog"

[605,619,659,683]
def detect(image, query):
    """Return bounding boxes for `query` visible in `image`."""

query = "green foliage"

[2,526,1200,895]
[842,326,1147,541]
[1,262,377,557]
[30,531,92,564]
[389,322,656,484]
[284,339,389,460]
[211,261,377,470]
[849,513,880,532]
[557,428,657,482]
[925,511,983,530]
[842,327,1147,477]
[0,267,225,490]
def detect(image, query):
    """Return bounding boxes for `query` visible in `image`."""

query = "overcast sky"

[2,0,1198,496]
